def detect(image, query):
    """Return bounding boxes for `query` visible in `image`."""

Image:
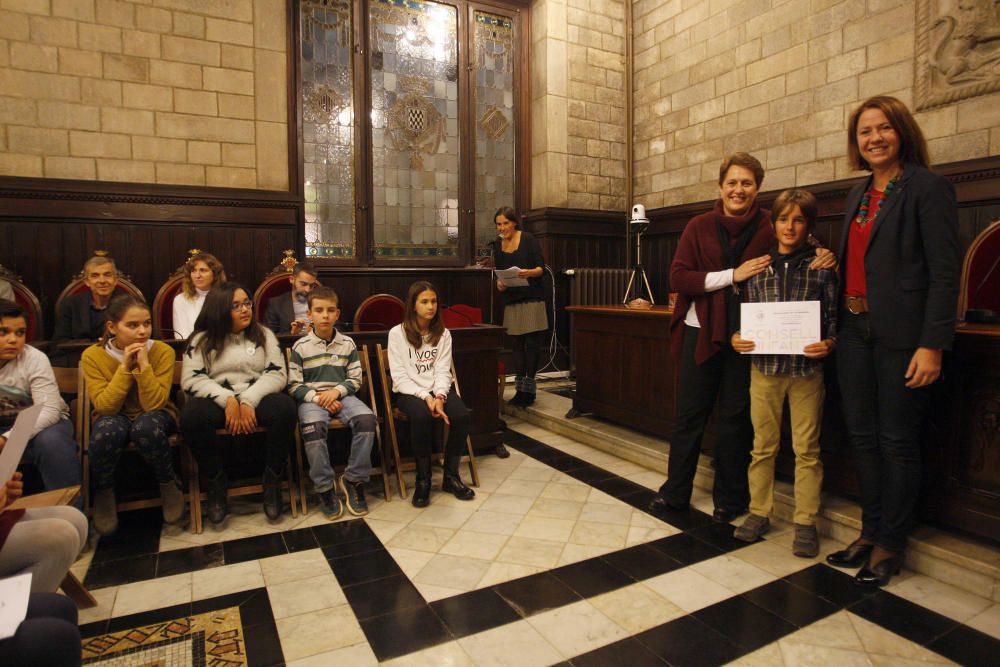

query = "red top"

[844,189,883,297]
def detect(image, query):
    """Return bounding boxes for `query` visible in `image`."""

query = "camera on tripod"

[630,204,649,234]
[623,203,654,307]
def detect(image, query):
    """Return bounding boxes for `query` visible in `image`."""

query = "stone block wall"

[0,0,288,190]
[531,0,626,211]
[631,0,1000,208]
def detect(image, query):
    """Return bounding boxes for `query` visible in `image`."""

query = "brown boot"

[160,481,185,524]
[93,488,118,536]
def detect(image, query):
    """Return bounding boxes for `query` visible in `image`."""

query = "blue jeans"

[89,411,177,489]
[22,419,82,508]
[298,396,375,491]
[837,311,930,552]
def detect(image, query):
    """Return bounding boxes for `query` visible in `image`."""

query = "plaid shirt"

[740,247,839,377]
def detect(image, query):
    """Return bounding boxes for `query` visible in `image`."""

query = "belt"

[843,295,869,314]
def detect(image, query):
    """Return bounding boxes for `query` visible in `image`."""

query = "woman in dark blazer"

[827,96,960,587]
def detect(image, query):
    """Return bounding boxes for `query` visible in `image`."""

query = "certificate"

[740,301,821,355]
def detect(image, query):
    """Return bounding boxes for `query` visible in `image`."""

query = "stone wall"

[0,0,288,190]
[531,0,626,211]
[631,0,1000,208]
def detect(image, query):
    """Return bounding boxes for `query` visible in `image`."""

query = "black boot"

[442,457,475,500]
[262,467,283,521]
[412,457,431,508]
[207,471,229,525]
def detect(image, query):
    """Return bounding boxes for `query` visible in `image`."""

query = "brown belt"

[843,295,869,314]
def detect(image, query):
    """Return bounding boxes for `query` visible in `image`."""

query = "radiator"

[568,268,630,306]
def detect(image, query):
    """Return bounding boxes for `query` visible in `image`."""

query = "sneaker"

[319,488,343,520]
[734,513,770,542]
[339,477,369,516]
[792,523,819,558]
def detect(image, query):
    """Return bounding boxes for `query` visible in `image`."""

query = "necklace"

[856,172,900,227]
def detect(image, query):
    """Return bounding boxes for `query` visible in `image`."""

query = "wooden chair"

[0,263,43,342]
[374,344,478,499]
[354,294,404,331]
[173,382,300,534]
[79,362,201,532]
[290,345,393,512]
[254,249,300,325]
[959,217,1000,320]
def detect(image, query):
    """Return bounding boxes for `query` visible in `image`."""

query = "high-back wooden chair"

[254,249,300,325]
[290,345,393,512]
[79,361,201,531]
[173,364,300,533]
[959,217,1000,320]
[0,263,43,342]
[374,344,478,499]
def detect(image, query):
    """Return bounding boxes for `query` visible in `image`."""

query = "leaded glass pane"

[301,0,357,259]
[370,0,459,258]
[474,11,515,257]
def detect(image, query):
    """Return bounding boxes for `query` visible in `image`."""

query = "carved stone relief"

[917,0,1000,109]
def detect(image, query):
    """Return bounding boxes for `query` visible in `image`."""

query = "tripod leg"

[623,270,637,304]
[640,268,656,304]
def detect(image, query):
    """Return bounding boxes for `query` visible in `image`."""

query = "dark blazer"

[263,295,295,334]
[838,164,960,351]
[52,289,128,343]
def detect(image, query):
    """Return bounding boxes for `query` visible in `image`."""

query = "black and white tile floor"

[73,422,1000,666]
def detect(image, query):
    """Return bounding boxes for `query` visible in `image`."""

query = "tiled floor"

[74,419,1000,666]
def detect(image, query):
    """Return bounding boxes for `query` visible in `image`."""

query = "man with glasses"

[263,262,320,335]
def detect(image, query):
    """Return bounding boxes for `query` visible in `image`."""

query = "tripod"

[623,223,655,305]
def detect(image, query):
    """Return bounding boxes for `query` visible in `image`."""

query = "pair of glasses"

[231,300,254,311]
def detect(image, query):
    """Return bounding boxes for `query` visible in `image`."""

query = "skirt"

[503,300,548,336]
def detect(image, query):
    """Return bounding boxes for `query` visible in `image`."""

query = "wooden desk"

[567,305,676,437]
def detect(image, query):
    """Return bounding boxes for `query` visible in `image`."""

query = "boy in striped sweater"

[288,287,375,518]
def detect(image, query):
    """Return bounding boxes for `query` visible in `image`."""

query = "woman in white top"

[171,252,226,340]
[388,281,474,508]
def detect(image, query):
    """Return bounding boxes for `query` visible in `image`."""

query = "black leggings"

[395,389,470,462]
[512,331,546,392]
[180,393,297,477]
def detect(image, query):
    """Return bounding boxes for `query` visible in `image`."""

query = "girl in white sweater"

[388,281,474,507]
[171,252,226,340]
[181,282,296,524]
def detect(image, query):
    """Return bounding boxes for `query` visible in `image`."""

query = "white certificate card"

[740,301,821,355]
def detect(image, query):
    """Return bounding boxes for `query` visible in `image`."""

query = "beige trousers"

[748,366,825,525]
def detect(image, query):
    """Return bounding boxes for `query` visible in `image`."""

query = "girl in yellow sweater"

[80,295,182,536]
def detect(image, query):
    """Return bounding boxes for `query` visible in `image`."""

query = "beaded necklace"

[856,172,900,227]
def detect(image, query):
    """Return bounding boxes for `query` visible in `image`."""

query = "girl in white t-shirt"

[387,281,474,508]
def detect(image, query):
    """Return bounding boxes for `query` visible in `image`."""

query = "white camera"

[631,204,647,222]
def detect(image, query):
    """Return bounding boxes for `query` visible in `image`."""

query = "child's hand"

[803,339,835,359]
[225,396,242,432]
[135,343,150,372]
[731,331,756,353]
[2,471,24,508]
[123,342,144,371]
[239,403,257,432]
[316,389,342,413]
[431,396,450,425]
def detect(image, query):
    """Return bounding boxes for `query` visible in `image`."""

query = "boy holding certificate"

[730,190,838,557]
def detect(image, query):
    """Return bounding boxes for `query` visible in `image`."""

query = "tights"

[512,331,545,394]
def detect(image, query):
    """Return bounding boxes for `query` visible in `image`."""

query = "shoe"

[442,466,475,501]
[339,477,369,516]
[318,488,343,520]
[159,480,185,524]
[262,467,283,521]
[521,392,536,406]
[494,444,511,459]
[92,488,118,536]
[713,507,746,523]
[508,391,528,407]
[792,523,819,558]
[826,539,874,568]
[855,552,903,588]
[412,478,431,507]
[206,471,229,525]
[648,492,688,513]
[734,514,770,542]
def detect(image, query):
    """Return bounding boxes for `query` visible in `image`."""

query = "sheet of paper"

[494,266,529,287]
[740,301,822,355]
[0,573,32,640]
[0,404,44,485]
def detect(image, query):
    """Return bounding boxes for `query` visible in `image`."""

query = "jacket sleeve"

[287,345,314,403]
[238,329,287,408]
[181,334,235,409]
[81,347,133,416]
[915,174,960,350]
[669,219,711,295]
[388,327,429,399]
[432,330,454,398]
[51,296,76,343]
[822,270,839,341]
[263,299,282,334]
[134,343,174,412]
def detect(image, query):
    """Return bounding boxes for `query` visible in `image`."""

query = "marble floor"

[72,418,1000,666]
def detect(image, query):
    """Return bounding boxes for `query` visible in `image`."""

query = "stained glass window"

[301,0,357,259]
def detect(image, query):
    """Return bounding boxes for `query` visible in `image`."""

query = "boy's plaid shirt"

[741,252,839,377]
